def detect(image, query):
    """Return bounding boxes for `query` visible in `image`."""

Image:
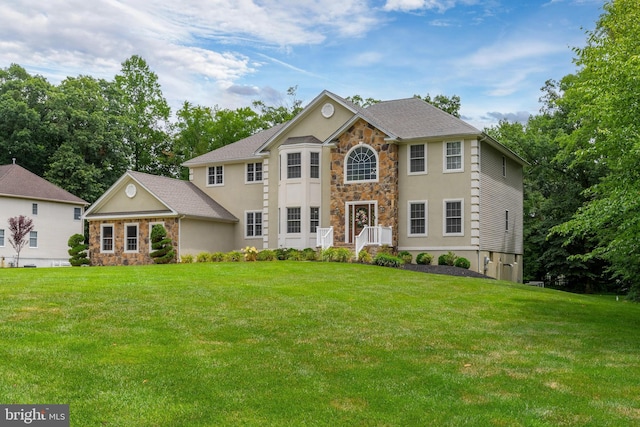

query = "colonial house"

[86,90,525,281]
[0,162,88,267]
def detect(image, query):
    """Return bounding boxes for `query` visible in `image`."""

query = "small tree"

[68,233,89,266]
[150,224,175,264]
[8,215,34,267]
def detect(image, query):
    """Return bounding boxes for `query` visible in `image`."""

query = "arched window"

[346,145,377,182]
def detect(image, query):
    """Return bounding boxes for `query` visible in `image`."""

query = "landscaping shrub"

[225,251,243,262]
[67,233,89,266]
[322,247,353,262]
[302,248,318,261]
[438,251,457,266]
[150,224,175,264]
[196,252,212,263]
[358,249,373,264]
[285,248,303,261]
[454,257,471,269]
[256,249,277,261]
[416,252,433,265]
[181,254,194,263]
[373,253,404,268]
[210,252,226,262]
[398,250,413,264]
[242,246,258,262]
[275,248,289,260]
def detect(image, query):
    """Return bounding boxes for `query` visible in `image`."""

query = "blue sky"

[0,0,605,129]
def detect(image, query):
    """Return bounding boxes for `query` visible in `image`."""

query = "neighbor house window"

[246,162,263,183]
[505,210,510,231]
[32,203,38,215]
[310,207,320,233]
[0,229,4,246]
[346,145,377,182]
[74,207,82,220]
[287,207,301,233]
[502,156,507,177]
[246,211,263,237]
[408,201,427,236]
[310,152,320,179]
[101,225,114,252]
[444,141,463,172]
[409,144,426,174]
[125,224,139,252]
[287,153,301,179]
[444,200,463,235]
[29,231,38,248]
[207,166,224,186]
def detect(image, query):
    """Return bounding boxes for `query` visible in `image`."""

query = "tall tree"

[252,86,304,128]
[114,55,172,176]
[552,0,640,298]
[414,93,461,117]
[8,215,34,267]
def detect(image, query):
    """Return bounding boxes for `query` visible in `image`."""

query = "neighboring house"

[0,162,88,267]
[88,90,525,281]
[83,170,237,266]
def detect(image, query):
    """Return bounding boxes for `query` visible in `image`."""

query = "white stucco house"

[0,163,88,267]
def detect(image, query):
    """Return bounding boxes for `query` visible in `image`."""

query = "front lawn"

[1,262,639,426]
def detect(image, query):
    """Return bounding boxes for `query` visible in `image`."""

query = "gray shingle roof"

[0,164,87,205]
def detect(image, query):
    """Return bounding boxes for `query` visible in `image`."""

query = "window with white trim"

[0,229,4,247]
[408,201,427,236]
[246,162,263,183]
[346,145,377,182]
[287,153,301,179]
[409,144,426,174]
[101,225,114,252]
[74,207,82,220]
[310,152,320,179]
[310,207,320,233]
[32,203,38,215]
[125,224,139,252]
[444,141,463,172]
[444,200,463,235]
[29,231,38,248]
[287,207,301,233]
[246,211,263,237]
[207,166,224,186]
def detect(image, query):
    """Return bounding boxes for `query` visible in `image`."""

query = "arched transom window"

[346,145,377,182]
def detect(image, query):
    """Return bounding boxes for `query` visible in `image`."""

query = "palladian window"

[346,145,377,182]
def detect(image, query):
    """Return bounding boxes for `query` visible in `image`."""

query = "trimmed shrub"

[438,251,457,266]
[225,251,243,262]
[373,253,404,268]
[242,246,258,262]
[211,252,226,262]
[181,254,194,264]
[454,257,471,269]
[398,250,413,264]
[196,252,212,263]
[68,234,90,266]
[416,252,433,265]
[358,249,373,264]
[322,247,353,263]
[302,248,318,261]
[275,248,289,261]
[150,224,175,264]
[285,248,303,261]
[257,249,277,261]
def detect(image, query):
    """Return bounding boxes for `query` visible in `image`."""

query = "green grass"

[1,262,639,426]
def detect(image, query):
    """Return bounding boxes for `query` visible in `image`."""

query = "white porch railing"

[355,226,393,256]
[316,227,334,250]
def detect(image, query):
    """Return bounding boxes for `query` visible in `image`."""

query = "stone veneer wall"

[330,119,399,245]
[88,217,179,266]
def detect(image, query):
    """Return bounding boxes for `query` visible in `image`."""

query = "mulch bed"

[402,264,494,279]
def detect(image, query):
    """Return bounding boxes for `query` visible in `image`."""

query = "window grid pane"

[346,146,377,181]
[208,166,223,185]
[310,152,320,179]
[410,145,425,173]
[446,141,462,170]
[446,201,462,234]
[0,229,4,246]
[410,203,426,234]
[74,207,82,220]
[29,231,38,248]
[310,207,319,233]
[126,225,138,251]
[102,226,113,251]
[287,153,301,179]
[287,208,301,233]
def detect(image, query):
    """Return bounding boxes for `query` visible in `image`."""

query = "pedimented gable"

[87,175,171,216]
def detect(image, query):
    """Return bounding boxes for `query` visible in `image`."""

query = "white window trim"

[148,222,165,253]
[286,152,302,180]
[408,143,427,175]
[408,200,428,237]
[74,207,82,221]
[124,223,139,253]
[344,143,379,184]
[32,203,38,215]
[245,210,263,239]
[100,224,114,253]
[29,231,38,248]
[443,140,464,173]
[310,206,320,233]
[310,151,321,179]
[286,207,302,234]
[245,162,264,184]
[206,165,224,187]
[443,199,464,236]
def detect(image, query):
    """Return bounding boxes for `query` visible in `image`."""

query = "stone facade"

[88,217,179,266]
[329,119,399,246]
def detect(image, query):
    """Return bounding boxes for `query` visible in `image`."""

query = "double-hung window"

[409,144,426,174]
[287,153,302,179]
[287,207,301,233]
[444,200,463,235]
[29,231,38,248]
[247,162,263,183]
[0,229,4,247]
[246,211,263,238]
[125,224,138,252]
[208,166,224,186]
[32,203,38,215]
[408,201,427,236]
[101,225,114,252]
[310,207,320,233]
[74,207,82,220]
[310,152,320,179]
[445,141,463,172]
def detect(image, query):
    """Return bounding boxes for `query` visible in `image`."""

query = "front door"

[346,202,376,243]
